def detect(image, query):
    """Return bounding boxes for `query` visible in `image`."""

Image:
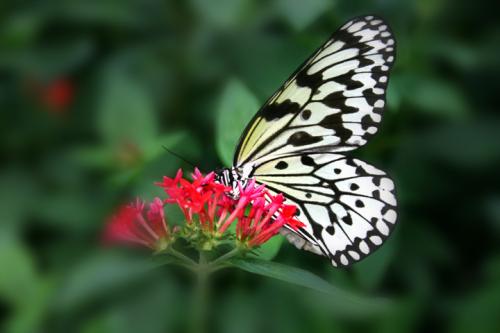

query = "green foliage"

[191,0,252,28]
[230,258,392,316]
[250,234,285,260]
[1,0,499,332]
[276,0,333,30]
[216,79,259,166]
[353,232,398,291]
[0,234,49,333]
[97,71,158,150]
[55,252,171,311]
[0,235,38,306]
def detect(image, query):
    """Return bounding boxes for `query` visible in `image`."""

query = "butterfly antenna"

[162,146,197,168]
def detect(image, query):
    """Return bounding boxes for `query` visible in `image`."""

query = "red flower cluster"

[26,77,75,114]
[36,78,75,113]
[104,198,172,251]
[235,194,299,247]
[105,169,303,250]
[158,169,230,233]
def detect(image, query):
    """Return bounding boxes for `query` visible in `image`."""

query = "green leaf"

[250,235,284,260]
[0,170,38,228]
[373,299,420,333]
[4,279,52,333]
[230,258,392,315]
[191,0,251,28]
[386,73,404,112]
[0,10,45,48]
[275,0,333,31]
[97,71,158,150]
[216,79,259,167]
[57,1,142,27]
[141,131,193,164]
[0,39,94,77]
[79,274,181,333]
[450,282,500,333]
[0,234,52,333]
[420,120,500,168]
[353,233,397,291]
[55,252,171,310]
[34,191,97,230]
[0,235,38,306]
[401,74,469,118]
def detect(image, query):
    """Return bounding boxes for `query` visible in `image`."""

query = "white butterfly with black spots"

[215,15,397,267]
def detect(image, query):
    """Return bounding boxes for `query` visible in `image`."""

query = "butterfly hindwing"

[234,15,396,168]
[253,153,397,267]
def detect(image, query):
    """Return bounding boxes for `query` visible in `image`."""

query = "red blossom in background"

[39,78,74,113]
[104,197,172,251]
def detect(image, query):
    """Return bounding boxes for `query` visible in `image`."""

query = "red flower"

[104,197,172,251]
[235,192,303,247]
[157,169,303,248]
[40,78,74,112]
[157,168,231,233]
[106,169,302,251]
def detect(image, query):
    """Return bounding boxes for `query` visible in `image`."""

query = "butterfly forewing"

[234,15,396,167]
[231,15,398,267]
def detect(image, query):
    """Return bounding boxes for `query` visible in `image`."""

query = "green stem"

[192,251,209,333]
[210,248,241,267]
[167,247,196,266]
[166,246,242,333]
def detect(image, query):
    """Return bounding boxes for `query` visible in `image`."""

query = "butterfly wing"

[234,15,396,168]
[253,152,397,267]
[232,15,397,267]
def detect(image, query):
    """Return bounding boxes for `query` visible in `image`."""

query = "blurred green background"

[1,0,500,332]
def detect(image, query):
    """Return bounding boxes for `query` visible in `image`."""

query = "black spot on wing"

[334,26,364,45]
[355,165,367,175]
[361,114,378,130]
[287,131,323,146]
[301,110,311,120]
[326,226,335,235]
[295,68,324,90]
[358,55,376,68]
[321,95,359,113]
[261,100,301,121]
[342,215,353,225]
[318,113,354,143]
[310,220,324,240]
[333,73,365,90]
[301,155,316,166]
[346,159,357,167]
[275,161,288,170]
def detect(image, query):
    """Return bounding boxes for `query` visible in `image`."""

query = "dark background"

[1,0,500,332]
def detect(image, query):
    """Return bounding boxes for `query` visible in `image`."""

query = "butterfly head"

[215,164,254,200]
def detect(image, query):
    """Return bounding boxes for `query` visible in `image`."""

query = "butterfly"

[215,15,397,267]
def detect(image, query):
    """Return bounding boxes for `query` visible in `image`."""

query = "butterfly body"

[217,15,398,267]
[215,165,254,199]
